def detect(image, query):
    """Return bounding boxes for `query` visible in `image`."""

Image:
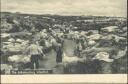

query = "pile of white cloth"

[8,55,31,63]
[93,52,113,62]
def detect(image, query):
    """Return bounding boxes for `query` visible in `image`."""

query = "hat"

[92,52,113,62]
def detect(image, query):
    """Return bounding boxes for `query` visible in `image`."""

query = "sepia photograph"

[0,0,127,79]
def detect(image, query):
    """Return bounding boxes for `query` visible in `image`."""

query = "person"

[26,41,45,69]
[54,43,63,66]
[74,42,82,57]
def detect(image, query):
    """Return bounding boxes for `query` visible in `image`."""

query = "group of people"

[25,31,64,69]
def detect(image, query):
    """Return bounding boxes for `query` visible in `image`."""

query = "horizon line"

[0,11,126,18]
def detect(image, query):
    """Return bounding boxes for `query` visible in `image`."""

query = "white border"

[1,74,127,83]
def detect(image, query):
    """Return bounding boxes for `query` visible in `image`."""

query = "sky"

[1,0,127,17]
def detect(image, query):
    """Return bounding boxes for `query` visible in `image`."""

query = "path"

[63,39,76,56]
[38,39,76,73]
[39,49,57,69]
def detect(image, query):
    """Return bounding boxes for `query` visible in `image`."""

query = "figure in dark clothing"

[30,54,40,69]
[56,44,63,63]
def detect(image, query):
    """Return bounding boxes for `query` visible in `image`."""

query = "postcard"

[0,0,127,84]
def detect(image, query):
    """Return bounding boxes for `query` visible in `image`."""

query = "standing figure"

[26,41,44,69]
[74,41,83,57]
[55,44,63,64]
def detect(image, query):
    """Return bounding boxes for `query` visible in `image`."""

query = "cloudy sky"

[1,0,127,17]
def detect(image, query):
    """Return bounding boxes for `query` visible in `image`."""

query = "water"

[63,39,76,56]
[39,39,76,73]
